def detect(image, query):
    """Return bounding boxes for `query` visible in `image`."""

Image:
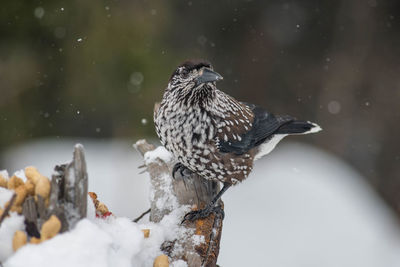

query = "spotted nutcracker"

[154,59,321,222]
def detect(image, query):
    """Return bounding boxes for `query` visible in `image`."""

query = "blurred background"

[1,0,400,265]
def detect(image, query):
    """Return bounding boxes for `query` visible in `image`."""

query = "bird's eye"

[181,69,189,77]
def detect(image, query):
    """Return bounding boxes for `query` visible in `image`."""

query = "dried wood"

[22,196,40,238]
[47,144,88,232]
[22,196,37,223]
[36,195,47,228]
[135,139,224,267]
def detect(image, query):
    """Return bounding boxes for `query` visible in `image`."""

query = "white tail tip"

[307,121,322,133]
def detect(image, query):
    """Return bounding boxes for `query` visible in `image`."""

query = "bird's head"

[167,60,223,94]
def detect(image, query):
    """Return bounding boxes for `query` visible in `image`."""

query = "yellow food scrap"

[9,205,22,214]
[0,174,7,188]
[25,166,41,185]
[142,229,150,238]
[41,215,61,241]
[12,231,27,251]
[153,254,169,267]
[7,176,24,190]
[35,176,51,200]
[88,192,98,201]
[5,200,22,214]
[29,237,41,244]
[14,185,28,206]
[88,192,100,210]
[97,202,109,214]
[88,192,113,217]
[25,180,35,196]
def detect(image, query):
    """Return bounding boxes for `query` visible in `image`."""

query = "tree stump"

[135,139,223,267]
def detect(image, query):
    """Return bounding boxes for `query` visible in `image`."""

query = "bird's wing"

[216,102,294,155]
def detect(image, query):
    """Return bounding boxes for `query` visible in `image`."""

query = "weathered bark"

[48,144,88,232]
[135,139,223,267]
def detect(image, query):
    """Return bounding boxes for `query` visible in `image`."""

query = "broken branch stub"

[47,144,88,232]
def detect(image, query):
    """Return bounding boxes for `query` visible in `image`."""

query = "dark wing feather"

[218,102,294,154]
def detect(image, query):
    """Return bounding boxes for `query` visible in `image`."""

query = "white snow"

[0,187,13,207]
[0,170,9,180]
[143,146,173,165]
[0,213,25,262]
[1,138,400,267]
[171,260,188,267]
[6,219,129,267]
[192,234,205,246]
[4,214,191,267]
[13,170,27,182]
[133,206,191,266]
[1,209,190,267]
[152,171,181,214]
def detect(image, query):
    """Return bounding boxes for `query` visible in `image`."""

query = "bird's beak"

[195,68,223,86]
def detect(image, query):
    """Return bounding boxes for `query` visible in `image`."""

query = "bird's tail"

[276,120,322,135]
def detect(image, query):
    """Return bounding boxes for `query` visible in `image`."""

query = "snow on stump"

[135,139,224,267]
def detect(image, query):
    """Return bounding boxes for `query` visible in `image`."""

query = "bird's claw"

[181,205,224,224]
[172,162,192,179]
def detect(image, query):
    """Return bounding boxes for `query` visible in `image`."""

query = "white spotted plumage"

[154,60,321,185]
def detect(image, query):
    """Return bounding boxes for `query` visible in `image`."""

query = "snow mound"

[4,214,192,267]
[5,217,148,267]
[143,146,173,164]
[0,213,25,262]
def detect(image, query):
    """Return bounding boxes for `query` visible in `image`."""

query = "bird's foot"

[181,205,224,224]
[172,162,193,179]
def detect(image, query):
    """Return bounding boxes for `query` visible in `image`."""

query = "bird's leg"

[172,162,193,179]
[182,182,231,223]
